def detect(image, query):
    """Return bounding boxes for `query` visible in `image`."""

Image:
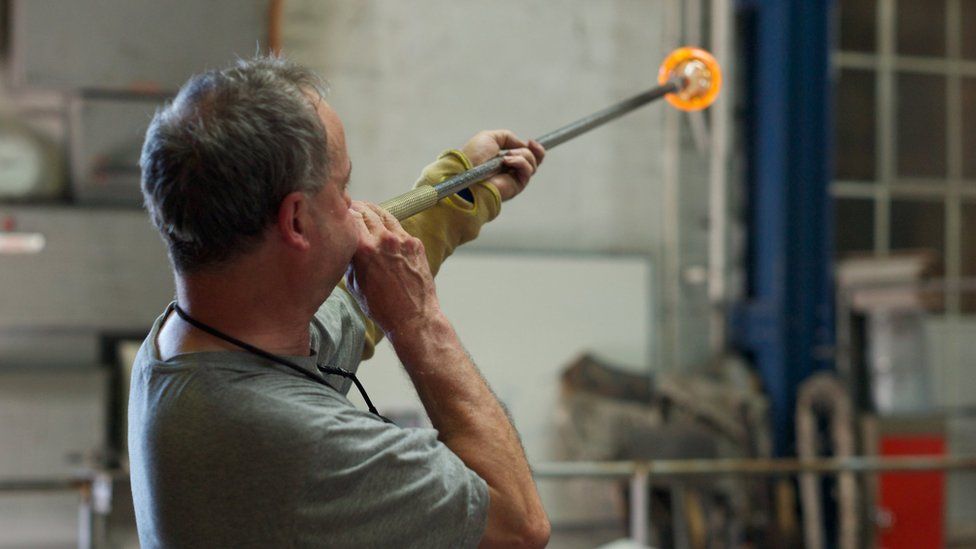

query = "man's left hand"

[460,130,546,201]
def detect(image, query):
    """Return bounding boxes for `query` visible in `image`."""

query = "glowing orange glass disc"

[657,47,722,112]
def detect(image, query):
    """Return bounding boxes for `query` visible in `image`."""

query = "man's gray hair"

[140,55,330,274]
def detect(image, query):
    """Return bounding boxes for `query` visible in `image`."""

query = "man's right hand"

[345,201,441,337]
[346,204,550,549]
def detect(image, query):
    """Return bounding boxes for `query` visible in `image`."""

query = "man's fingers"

[484,129,527,151]
[348,207,369,236]
[505,147,538,171]
[352,202,384,235]
[349,202,370,235]
[502,154,534,186]
[365,202,405,234]
[528,140,546,166]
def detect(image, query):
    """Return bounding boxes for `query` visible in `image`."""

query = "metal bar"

[532,83,681,151]
[661,0,682,374]
[672,483,690,549]
[839,276,976,294]
[830,184,880,199]
[381,81,682,220]
[946,0,965,408]
[436,82,680,199]
[532,455,976,479]
[433,82,680,199]
[832,179,976,197]
[876,0,895,254]
[0,469,127,492]
[889,182,976,196]
[947,0,963,316]
[91,472,113,549]
[0,478,88,492]
[708,0,732,354]
[629,469,650,546]
[78,483,93,549]
[836,51,976,77]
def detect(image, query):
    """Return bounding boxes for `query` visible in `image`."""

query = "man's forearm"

[389,313,509,440]
[387,313,549,547]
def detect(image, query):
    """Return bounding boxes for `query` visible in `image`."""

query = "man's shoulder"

[311,287,367,385]
[134,353,340,434]
[314,285,364,337]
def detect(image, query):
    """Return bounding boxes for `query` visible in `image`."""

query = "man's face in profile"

[308,100,359,282]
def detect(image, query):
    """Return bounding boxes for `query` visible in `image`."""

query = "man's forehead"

[315,99,348,163]
[315,100,342,135]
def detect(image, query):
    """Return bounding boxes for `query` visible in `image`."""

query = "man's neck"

[159,259,325,359]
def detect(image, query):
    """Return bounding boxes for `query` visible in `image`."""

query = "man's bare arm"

[345,202,549,548]
[387,311,549,548]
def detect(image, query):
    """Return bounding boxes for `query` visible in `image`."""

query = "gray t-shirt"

[128,290,489,548]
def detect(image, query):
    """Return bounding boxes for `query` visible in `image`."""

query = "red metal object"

[877,436,946,549]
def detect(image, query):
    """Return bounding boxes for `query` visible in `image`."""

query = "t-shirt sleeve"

[311,289,366,395]
[295,408,490,548]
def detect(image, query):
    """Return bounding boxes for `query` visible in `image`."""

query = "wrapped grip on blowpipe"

[379,185,440,221]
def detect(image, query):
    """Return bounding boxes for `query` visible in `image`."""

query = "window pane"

[964,78,976,180]
[891,199,946,309]
[897,0,946,57]
[839,0,876,52]
[834,69,877,181]
[835,198,876,255]
[963,0,976,60]
[963,202,976,312]
[897,73,947,179]
[890,199,945,257]
[836,69,877,180]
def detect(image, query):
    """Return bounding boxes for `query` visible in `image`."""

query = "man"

[129,56,550,548]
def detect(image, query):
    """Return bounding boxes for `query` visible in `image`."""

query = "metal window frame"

[832,0,976,412]
[832,0,973,316]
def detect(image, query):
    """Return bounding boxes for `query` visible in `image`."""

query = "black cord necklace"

[172,303,391,423]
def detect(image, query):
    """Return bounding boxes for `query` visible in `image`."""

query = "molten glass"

[657,47,722,112]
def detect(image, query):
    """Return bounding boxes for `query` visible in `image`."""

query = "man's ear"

[277,191,312,251]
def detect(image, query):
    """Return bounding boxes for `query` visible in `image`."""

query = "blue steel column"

[732,0,835,457]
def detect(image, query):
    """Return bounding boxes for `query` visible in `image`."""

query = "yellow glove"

[402,149,502,276]
[343,149,502,359]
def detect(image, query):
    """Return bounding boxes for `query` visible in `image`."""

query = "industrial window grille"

[833,0,976,314]
[833,5,976,537]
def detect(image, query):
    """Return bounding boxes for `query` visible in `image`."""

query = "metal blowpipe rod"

[379,47,722,220]
[378,81,679,221]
